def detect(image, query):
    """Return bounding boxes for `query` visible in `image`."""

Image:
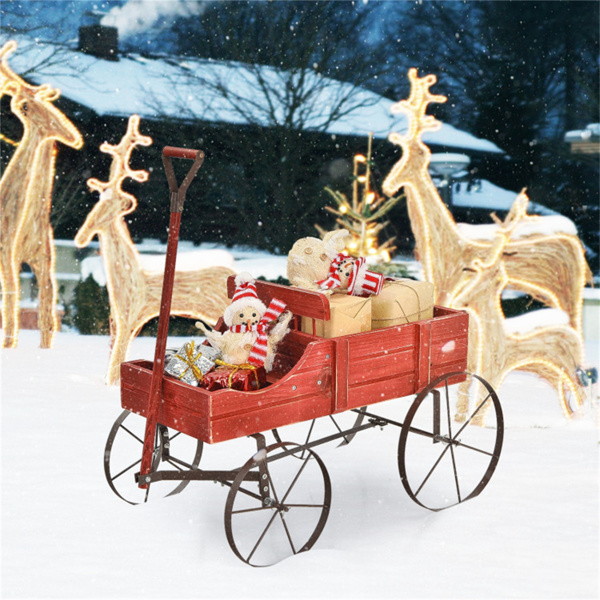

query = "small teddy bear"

[287,229,350,291]
[196,272,292,372]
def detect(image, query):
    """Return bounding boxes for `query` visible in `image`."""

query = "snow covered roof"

[1,34,504,154]
[452,179,560,215]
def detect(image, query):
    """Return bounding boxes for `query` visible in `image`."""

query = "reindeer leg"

[1,248,20,348]
[105,320,133,385]
[33,237,59,349]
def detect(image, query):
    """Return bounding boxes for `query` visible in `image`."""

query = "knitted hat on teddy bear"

[223,272,267,327]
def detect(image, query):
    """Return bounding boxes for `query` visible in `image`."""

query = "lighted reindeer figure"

[0,40,83,348]
[74,115,234,384]
[382,69,591,337]
[451,221,585,424]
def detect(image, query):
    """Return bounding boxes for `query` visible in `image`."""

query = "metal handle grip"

[163,146,204,160]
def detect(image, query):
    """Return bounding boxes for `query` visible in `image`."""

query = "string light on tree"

[318,133,404,263]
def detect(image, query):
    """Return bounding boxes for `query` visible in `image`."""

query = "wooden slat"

[348,347,415,386]
[210,393,332,443]
[209,365,332,418]
[227,276,330,321]
[345,372,416,410]
[334,337,349,413]
[416,320,432,391]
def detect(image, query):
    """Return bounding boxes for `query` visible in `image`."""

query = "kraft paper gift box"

[301,293,371,338]
[371,279,434,330]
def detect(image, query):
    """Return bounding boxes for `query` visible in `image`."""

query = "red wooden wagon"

[103,148,504,566]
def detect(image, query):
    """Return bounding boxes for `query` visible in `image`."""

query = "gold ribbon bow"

[178,341,205,382]
[215,359,261,389]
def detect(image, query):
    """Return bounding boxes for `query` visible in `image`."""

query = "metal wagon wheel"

[104,409,203,505]
[224,441,331,567]
[398,372,503,512]
[271,407,367,454]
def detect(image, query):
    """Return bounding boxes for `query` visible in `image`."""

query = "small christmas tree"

[318,133,404,262]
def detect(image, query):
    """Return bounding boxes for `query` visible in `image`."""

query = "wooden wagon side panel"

[121,360,211,441]
[208,338,335,443]
[339,324,419,412]
[428,306,469,384]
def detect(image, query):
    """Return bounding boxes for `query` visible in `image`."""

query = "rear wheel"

[104,410,203,505]
[398,372,503,511]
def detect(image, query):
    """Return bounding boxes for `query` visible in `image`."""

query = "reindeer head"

[0,41,83,150]
[75,115,152,247]
[382,69,447,197]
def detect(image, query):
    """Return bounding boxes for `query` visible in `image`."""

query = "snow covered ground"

[1,329,598,599]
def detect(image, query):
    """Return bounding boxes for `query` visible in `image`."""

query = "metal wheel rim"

[224,441,331,566]
[104,409,203,505]
[398,372,504,511]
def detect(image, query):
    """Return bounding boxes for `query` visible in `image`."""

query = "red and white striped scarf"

[316,252,348,290]
[229,298,287,367]
[347,257,390,297]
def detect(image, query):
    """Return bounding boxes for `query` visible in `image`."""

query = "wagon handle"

[139,146,205,489]
[162,146,205,213]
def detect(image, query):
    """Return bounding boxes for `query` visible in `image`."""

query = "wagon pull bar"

[139,146,204,489]
[162,146,205,213]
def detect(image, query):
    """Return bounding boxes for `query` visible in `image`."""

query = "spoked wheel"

[224,442,331,567]
[398,372,503,512]
[104,410,203,505]
[272,407,367,455]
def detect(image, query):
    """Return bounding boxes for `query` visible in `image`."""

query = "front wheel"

[398,372,503,511]
[224,442,331,566]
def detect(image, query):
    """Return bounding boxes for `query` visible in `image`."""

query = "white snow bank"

[503,308,571,336]
[0,330,597,599]
[137,248,236,272]
[457,214,577,242]
[80,248,288,287]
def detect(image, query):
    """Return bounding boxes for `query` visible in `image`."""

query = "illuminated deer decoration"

[382,69,591,338]
[74,115,234,384]
[451,216,585,423]
[0,40,83,348]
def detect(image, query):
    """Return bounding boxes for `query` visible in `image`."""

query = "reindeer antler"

[87,115,152,197]
[389,69,447,139]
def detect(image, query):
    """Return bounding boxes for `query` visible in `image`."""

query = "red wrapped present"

[199,363,266,391]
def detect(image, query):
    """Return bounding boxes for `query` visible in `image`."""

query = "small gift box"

[164,340,222,386]
[200,364,267,391]
[371,279,434,329]
[300,294,371,338]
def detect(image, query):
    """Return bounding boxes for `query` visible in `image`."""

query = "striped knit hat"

[223,272,267,327]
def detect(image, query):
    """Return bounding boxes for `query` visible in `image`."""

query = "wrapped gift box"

[300,293,371,338]
[371,279,434,329]
[164,341,221,386]
[200,365,267,391]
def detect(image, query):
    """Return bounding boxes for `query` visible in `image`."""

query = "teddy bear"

[195,272,292,372]
[286,229,350,291]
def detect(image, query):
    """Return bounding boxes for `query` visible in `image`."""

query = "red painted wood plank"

[334,337,349,413]
[416,321,432,391]
[209,365,333,418]
[210,393,332,443]
[348,348,416,386]
[345,324,417,356]
[345,372,416,410]
[227,276,330,321]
